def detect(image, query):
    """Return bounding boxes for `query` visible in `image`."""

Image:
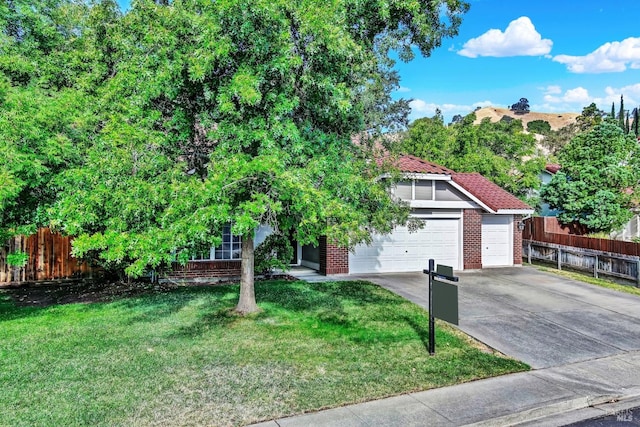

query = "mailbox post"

[423,258,459,355]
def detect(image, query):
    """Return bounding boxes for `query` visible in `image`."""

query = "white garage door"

[349,219,460,274]
[482,215,513,267]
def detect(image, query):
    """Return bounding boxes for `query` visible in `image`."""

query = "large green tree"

[0,0,118,241]
[50,0,469,313]
[401,109,454,165]
[401,112,543,199]
[541,121,640,232]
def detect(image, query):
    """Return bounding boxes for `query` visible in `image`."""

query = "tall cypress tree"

[618,95,625,131]
[634,107,639,137]
[625,111,630,134]
[611,102,616,119]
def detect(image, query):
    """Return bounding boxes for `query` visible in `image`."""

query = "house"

[344,155,533,273]
[169,155,533,280]
[538,164,560,216]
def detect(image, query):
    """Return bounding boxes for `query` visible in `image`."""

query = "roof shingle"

[452,173,532,212]
[395,155,454,174]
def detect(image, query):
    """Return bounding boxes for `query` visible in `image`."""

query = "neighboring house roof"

[395,155,454,174]
[545,164,561,174]
[452,173,532,212]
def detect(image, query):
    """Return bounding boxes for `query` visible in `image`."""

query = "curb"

[463,394,622,427]
[462,390,640,427]
[515,391,640,427]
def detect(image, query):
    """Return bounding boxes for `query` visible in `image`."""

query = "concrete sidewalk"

[251,351,640,426]
[268,267,640,426]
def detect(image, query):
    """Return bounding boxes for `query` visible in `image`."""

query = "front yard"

[0,279,528,426]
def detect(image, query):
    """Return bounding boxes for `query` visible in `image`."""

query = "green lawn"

[0,280,528,426]
[533,264,640,297]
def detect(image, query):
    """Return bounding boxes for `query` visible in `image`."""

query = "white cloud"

[543,85,562,95]
[563,87,591,104]
[409,99,493,122]
[458,17,552,58]
[553,37,640,73]
[542,86,592,105]
[537,84,640,113]
[601,84,640,107]
[396,86,411,93]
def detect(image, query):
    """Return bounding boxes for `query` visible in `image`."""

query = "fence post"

[557,247,562,270]
[528,242,532,264]
[637,259,640,288]
[594,254,598,279]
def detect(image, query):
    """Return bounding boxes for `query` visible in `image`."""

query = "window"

[415,180,433,200]
[215,226,241,260]
[394,181,413,200]
[191,225,242,261]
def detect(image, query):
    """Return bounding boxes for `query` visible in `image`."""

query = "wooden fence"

[523,217,640,257]
[0,228,96,285]
[523,217,640,285]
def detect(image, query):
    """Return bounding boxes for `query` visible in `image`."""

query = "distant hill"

[473,107,579,131]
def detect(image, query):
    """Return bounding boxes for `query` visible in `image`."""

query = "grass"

[533,264,640,297]
[0,280,528,426]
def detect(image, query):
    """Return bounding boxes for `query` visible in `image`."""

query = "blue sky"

[396,0,640,123]
[116,0,640,123]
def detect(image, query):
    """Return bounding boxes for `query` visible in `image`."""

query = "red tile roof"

[452,173,532,212]
[395,155,454,174]
[545,164,561,174]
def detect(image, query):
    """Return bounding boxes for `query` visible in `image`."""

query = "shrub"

[527,119,551,134]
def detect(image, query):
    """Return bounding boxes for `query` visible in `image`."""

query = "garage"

[481,215,513,267]
[349,218,461,273]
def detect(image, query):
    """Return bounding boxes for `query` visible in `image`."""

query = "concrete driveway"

[351,266,640,369]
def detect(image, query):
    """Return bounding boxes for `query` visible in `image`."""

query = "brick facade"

[319,236,349,275]
[513,214,523,265]
[165,260,241,280]
[463,209,483,270]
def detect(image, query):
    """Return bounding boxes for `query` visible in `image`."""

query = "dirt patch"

[1,275,297,308]
[0,280,181,307]
[474,107,579,131]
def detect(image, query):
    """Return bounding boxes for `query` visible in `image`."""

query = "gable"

[392,178,473,204]
[391,155,533,214]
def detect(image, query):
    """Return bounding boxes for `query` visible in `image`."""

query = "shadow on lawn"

[0,280,205,323]
[1,279,410,340]
[168,280,407,339]
[256,280,404,311]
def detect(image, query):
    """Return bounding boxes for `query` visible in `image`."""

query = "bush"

[527,119,551,134]
[255,233,293,276]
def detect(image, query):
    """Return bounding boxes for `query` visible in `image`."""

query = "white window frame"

[191,225,242,261]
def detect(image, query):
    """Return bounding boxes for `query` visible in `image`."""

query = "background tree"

[402,112,543,199]
[449,115,543,197]
[541,123,578,156]
[50,0,470,314]
[542,103,604,157]
[575,102,604,131]
[400,109,453,165]
[626,111,630,134]
[541,121,640,232]
[618,94,626,132]
[449,114,464,126]
[510,97,530,114]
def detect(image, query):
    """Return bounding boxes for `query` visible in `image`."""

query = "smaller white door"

[481,215,513,267]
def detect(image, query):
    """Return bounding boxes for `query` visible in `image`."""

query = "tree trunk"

[235,234,259,314]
